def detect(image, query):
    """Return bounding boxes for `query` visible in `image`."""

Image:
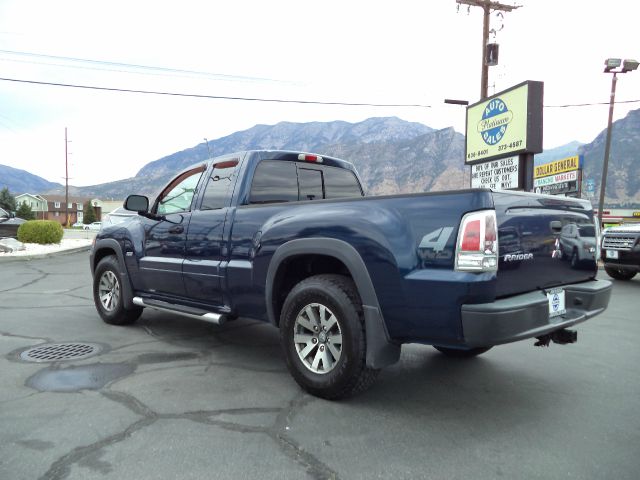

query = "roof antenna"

[204,138,212,159]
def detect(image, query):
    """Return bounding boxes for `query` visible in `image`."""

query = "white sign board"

[533,169,578,188]
[471,156,520,190]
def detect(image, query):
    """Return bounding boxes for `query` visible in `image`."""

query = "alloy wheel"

[98,270,120,312]
[293,303,343,374]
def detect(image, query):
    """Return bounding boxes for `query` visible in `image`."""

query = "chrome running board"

[133,296,226,325]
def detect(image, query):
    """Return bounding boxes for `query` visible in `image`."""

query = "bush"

[16,201,36,221]
[17,221,64,244]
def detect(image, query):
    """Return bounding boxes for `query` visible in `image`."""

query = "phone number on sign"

[467,149,489,160]
[498,140,523,152]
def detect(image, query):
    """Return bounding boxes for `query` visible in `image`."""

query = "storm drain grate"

[19,343,103,363]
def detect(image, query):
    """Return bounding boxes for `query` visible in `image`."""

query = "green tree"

[16,201,36,220]
[0,187,16,212]
[83,201,97,224]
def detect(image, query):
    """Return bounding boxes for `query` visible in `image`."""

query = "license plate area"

[606,250,619,259]
[547,288,566,318]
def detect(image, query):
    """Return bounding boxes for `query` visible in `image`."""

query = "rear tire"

[93,255,142,325]
[570,249,579,268]
[433,346,492,358]
[604,266,637,281]
[280,274,379,400]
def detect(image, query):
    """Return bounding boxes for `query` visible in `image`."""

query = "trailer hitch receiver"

[534,329,577,347]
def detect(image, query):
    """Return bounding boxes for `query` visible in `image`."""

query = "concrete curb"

[0,245,92,263]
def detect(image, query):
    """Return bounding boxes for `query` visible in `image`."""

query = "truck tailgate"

[492,191,598,298]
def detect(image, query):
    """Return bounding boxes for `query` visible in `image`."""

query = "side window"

[201,162,238,210]
[249,161,298,204]
[156,167,204,215]
[323,166,363,199]
[299,168,323,201]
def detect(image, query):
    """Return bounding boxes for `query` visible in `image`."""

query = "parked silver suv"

[560,223,596,268]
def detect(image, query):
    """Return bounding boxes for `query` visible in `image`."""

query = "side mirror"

[124,195,149,213]
[549,221,562,233]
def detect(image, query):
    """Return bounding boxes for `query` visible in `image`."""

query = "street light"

[597,58,638,228]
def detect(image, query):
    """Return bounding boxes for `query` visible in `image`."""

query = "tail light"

[455,210,499,272]
[298,153,323,163]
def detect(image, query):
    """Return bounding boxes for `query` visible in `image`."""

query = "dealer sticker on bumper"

[547,288,566,318]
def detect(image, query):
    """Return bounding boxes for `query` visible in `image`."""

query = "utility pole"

[456,0,521,99]
[65,127,69,227]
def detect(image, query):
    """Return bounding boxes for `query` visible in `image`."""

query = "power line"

[0,76,433,109]
[0,49,286,84]
[544,99,640,108]
[0,75,636,110]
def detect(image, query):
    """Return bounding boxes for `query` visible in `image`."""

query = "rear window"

[249,160,362,205]
[323,166,363,198]
[299,168,323,201]
[249,161,298,204]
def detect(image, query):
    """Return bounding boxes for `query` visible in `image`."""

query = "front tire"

[280,274,379,400]
[604,266,637,281]
[433,346,493,358]
[93,255,142,325]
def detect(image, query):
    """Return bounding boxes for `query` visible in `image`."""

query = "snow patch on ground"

[0,238,92,257]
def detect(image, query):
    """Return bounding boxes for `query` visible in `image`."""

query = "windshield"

[578,225,596,237]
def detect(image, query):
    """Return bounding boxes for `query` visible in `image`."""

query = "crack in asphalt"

[0,304,90,310]
[0,391,41,405]
[0,330,51,342]
[108,340,167,352]
[268,392,339,480]
[0,273,48,293]
[40,416,157,480]
[203,359,286,374]
[61,293,93,302]
[39,388,337,480]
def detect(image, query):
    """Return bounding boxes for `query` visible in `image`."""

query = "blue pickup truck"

[90,150,612,399]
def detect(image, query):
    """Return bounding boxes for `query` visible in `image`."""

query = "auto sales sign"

[465,81,544,165]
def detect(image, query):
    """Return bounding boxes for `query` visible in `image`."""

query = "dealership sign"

[471,155,520,190]
[465,81,543,165]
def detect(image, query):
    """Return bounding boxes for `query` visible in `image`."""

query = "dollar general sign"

[534,156,581,179]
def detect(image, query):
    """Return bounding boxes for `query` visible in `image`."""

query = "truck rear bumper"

[461,279,612,347]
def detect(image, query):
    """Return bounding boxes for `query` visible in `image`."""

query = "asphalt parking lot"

[1,251,638,480]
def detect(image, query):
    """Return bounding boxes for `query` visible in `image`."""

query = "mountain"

[534,141,583,166]
[51,117,441,198]
[579,109,640,206]
[136,117,434,181]
[10,110,640,206]
[0,164,62,195]
[322,127,467,194]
